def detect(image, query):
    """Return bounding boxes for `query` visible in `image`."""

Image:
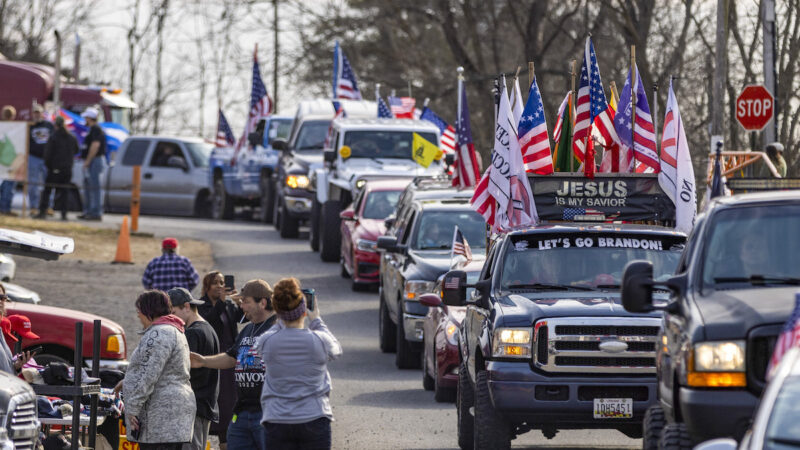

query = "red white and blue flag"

[450,225,473,265]
[324,101,346,149]
[454,78,480,189]
[333,41,361,100]
[553,92,570,145]
[611,63,659,173]
[377,96,393,118]
[767,293,800,380]
[517,76,554,175]
[388,96,416,119]
[658,80,696,234]
[235,49,273,158]
[420,107,456,155]
[215,109,236,148]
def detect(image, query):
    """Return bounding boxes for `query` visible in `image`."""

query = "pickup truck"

[621,187,800,449]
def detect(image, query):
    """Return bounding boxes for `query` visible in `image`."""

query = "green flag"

[553,97,577,172]
[0,135,17,167]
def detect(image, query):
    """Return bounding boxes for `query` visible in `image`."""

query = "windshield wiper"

[595,284,621,289]
[769,437,800,448]
[506,283,594,291]
[417,245,451,250]
[713,275,800,286]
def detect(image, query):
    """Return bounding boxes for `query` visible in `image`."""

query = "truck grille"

[533,317,660,374]
[8,394,38,450]
[747,324,782,395]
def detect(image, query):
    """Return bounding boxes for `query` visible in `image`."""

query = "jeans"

[0,180,14,212]
[226,410,266,450]
[263,417,332,450]
[28,155,46,210]
[83,157,104,217]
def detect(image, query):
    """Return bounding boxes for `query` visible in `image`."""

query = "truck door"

[464,242,498,379]
[106,139,152,213]
[384,207,416,322]
[142,140,196,214]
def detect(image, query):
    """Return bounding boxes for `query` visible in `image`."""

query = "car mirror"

[340,209,355,221]
[418,293,443,309]
[272,139,288,152]
[167,156,188,171]
[621,260,655,313]
[444,153,455,166]
[323,150,337,163]
[377,236,399,252]
[441,270,467,307]
[384,216,396,229]
[693,439,738,450]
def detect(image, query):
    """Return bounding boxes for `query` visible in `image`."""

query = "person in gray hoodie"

[123,290,196,449]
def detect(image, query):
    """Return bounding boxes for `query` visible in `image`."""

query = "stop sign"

[736,85,774,131]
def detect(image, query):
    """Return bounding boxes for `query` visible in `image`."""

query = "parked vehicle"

[104,136,212,217]
[420,259,484,402]
[271,99,375,238]
[0,254,14,281]
[621,189,800,449]
[339,179,409,290]
[208,115,292,221]
[311,117,446,261]
[377,191,486,369]
[3,282,40,304]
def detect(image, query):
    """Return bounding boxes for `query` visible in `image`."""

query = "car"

[339,179,409,290]
[377,192,487,369]
[0,254,15,281]
[419,259,484,402]
[621,189,800,449]
[3,282,40,304]
[104,136,213,217]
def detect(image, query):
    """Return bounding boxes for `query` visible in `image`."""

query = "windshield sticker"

[528,237,666,250]
[514,241,529,251]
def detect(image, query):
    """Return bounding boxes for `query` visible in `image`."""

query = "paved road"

[103,213,639,449]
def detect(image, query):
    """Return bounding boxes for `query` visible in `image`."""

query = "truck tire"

[457,359,475,450]
[212,178,234,220]
[474,371,511,450]
[260,176,274,224]
[319,200,342,262]
[395,310,420,369]
[278,202,299,238]
[434,357,456,403]
[309,198,321,251]
[659,423,692,450]
[643,404,666,450]
[422,345,435,391]
[379,291,397,353]
[272,192,281,231]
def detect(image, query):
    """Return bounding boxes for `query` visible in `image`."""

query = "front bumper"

[436,342,460,388]
[284,195,312,218]
[85,358,129,372]
[485,361,656,427]
[352,250,380,283]
[678,386,758,442]
[403,313,426,343]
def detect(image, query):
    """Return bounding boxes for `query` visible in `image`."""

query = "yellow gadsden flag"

[412,132,439,168]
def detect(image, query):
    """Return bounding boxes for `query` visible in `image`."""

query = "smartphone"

[26,346,43,356]
[130,417,142,440]
[302,288,316,311]
[224,274,235,291]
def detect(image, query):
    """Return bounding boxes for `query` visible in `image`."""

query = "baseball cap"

[167,287,204,307]
[235,279,273,300]
[7,315,39,340]
[162,237,178,249]
[81,107,99,120]
[1,317,16,343]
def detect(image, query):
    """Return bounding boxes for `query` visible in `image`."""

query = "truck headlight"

[492,327,532,359]
[404,280,435,300]
[445,321,459,346]
[106,334,125,356]
[356,239,378,252]
[688,340,746,387]
[286,175,309,189]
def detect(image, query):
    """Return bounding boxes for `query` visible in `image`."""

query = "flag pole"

[570,59,577,173]
[423,97,430,108]
[456,66,464,188]
[528,62,534,90]
[653,83,659,157]
[609,81,619,105]
[631,45,637,168]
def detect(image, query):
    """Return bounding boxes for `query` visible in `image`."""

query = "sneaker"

[83,215,102,221]
[46,208,55,216]
[30,209,38,216]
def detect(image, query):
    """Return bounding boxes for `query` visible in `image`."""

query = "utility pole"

[53,31,62,107]
[273,0,279,112]
[711,0,728,150]
[762,0,777,145]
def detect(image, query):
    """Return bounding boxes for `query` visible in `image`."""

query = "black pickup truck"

[622,188,800,449]
[440,174,686,449]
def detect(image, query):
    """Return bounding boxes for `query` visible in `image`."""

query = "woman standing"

[123,290,195,449]
[255,278,342,449]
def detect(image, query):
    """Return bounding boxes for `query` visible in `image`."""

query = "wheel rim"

[212,180,224,218]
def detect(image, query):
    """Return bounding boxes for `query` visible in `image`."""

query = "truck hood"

[5,301,126,335]
[406,250,486,281]
[495,292,662,327]
[338,158,444,187]
[695,286,797,340]
[290,153,323,174]
[0,371,35,405]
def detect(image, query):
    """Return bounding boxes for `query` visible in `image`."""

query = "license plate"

[593,398,632,419]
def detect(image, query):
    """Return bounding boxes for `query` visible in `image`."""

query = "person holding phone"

[255,278,342,449]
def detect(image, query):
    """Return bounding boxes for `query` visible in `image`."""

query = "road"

[104,213,640,449]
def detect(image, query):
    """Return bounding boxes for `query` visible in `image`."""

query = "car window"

[150,142,185,168]
[764,376,800,448]
[343,131,439,159]
[362,190,402,220]
[398,210,416,245]
[185,142,212,168]
[121,140,150,166]
[676,216,703,274]
[412,210,487,250]
[266,119,292,144]
[294,120,330,150]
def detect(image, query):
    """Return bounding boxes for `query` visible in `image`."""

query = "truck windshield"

[501,234,684,290]
[765,377,800,448]
[343,131,439,159]
[185,142,213,167]
[361,190,402,220]
[294,120,330,150]
[702,204,800,289]
[412,210,486,250]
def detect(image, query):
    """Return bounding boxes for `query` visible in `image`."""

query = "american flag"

[324,101,346,149]
[450,226,473,264]
[612,63,659,172]
[388,96,416,119]
[377,96,393,118]
[333,41,361,100]
[572,37,619,175]
[215,109,236,147]
[454,77,481,189]
[235,49,273,159]
[420,107,456,154]
[518,76,554,175]
[563,207,618,222]
[767,293,800,380]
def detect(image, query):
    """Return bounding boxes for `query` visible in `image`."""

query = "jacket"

[123,317,196,443]
[44,128,79,171]
[198,295,244,350]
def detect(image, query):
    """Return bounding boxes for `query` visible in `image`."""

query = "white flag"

[658,80,696,233]
[511,77,524,127]
[488,76,538,230]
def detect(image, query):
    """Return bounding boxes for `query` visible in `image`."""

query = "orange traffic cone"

[112,215,133,264]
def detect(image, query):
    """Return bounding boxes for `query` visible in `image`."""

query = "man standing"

[79,107,105,220]
[190,280,275,450]
[28,105,54,215]
[168,287,220,450]
[0,106,17,216]
[142,238,200,292]
[36,116,78,220]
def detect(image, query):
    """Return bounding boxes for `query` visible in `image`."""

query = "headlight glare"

[694,341,745,372]
[492,327,532,359]
[286,174,309,189]
[445,322,459,346]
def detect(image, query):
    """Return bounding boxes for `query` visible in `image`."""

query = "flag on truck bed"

[389,96,416,119]
[518,76,554,175]
[215,109,236,147]
[235,48,273,158]
[454,77,480,189]
[767,293,800,380]
[612,63,659,173]
[420,107,456,155]
[658,80,696,234]
[333,41,362,100]
[553,92,576,172]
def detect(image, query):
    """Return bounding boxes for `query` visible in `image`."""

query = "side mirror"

[693,439,738,450]
[272,139,288,152]
[441,270,467,307]
[384,216,396,229]
[418,293,443,309]
[167,156,188,171]
[377,235,400,252]
[444,153,455,166]
[621,260,655,313]
[340,209,355,221]
[323,150,337,163]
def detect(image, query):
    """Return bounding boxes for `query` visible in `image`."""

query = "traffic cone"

[112,215,133,264]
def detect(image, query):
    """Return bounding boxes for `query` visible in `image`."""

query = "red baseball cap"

[7,315,39,340]
[162,237,178,249]
[1,317,16,342]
